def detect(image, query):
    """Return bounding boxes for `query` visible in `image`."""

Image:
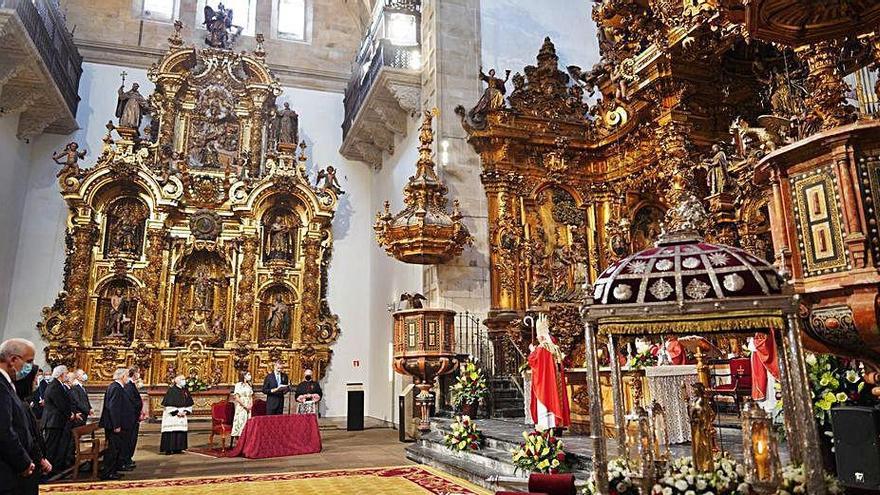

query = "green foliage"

[450,360,489,408]
[804,353,864,436]
[186,375,211,392]
[443,415,483,452]
[511,428,573,474]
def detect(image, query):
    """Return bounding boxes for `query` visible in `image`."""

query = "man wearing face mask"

[294,369,322,415]
[262,361,289,415]
[69,369,92,428]
[30,370,51,419]
[160,375,194,454]
[42,365,76,474]
[99,368,129,480]
[0,338,52,495]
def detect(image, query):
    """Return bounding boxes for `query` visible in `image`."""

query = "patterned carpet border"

[41,465,491,495]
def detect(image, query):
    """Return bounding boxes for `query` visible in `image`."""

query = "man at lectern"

[262,361,289,415]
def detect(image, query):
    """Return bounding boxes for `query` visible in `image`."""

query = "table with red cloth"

[227,413,322,459]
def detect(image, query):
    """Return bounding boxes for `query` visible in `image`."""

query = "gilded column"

[234,234,259,342]
[136,228,166,341]
[61,223,99,342]
[798,41,856,130]
[775,328,803,464]
[607,333,627,456]
[300,236,322,343]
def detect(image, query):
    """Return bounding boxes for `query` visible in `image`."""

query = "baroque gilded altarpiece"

[457,2,880,389]
[37,33,341,387]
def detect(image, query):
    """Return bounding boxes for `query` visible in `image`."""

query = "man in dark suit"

[261,361,289,415]
[98,368,129,480]
[30,370,50,420]
[69,369,91,428]
[42,365,76,474]
[121,366,144,471]
[0,338,52,495]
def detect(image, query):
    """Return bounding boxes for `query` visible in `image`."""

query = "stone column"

[419,0,489,315]
[584,319,609,494]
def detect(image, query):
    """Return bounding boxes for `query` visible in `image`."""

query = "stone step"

[405,443,527,492]
[494,389,523,400]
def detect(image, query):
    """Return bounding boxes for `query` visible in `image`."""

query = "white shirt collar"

[0,368,12,385]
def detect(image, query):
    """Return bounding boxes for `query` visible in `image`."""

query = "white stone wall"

[0,114,34,338]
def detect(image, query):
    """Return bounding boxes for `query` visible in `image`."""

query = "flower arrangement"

[186,375,211,392]
[805,353,865,437]
[650,455,748,495]
[778,464,844,495]
[628,349,658,370]
[443,415,483,452]
[583,458,638,495]
[511,428,573,474]
[450,360,489,409]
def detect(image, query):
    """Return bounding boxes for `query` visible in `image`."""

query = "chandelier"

[374,109,472,264]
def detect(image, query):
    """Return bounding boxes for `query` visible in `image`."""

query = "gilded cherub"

[52,142,87,178]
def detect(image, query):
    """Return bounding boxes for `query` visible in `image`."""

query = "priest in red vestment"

[665,335,687,365]
[528,314,571,430]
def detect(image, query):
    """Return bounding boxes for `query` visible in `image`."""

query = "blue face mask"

[16,362,33,380]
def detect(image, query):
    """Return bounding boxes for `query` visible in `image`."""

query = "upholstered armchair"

[209,400,235,451]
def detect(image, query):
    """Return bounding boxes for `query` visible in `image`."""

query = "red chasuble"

[666,338,687,365]
[751,330,780,400]
[528,342,571,427]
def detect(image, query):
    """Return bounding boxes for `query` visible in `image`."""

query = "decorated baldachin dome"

[592,194,783,306]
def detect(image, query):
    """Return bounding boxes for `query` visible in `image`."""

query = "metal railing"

[341,0,421,140]
[1,0,82,117]
[453,310,493,373]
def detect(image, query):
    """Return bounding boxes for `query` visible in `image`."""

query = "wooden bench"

[72,422,101,481]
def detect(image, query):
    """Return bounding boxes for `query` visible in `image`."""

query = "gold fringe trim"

[599,314,784,336]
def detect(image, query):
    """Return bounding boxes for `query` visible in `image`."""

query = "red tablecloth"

[227,414,322,459]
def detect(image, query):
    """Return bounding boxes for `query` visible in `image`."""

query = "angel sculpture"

[316,166,345,195]
[399,293,427,310]
[203,3,242,49]
[52,142,87,178]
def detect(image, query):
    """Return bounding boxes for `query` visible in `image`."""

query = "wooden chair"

[708,357,753,411]
[72,422,101,481]
[209,400,235,451]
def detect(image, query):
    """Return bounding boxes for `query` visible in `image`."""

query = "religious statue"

[473,67,511,118]
[203,3,242,49]
[266,294,291,340]
[688,382,716,472]
[266,105,279,150]
[116,81,151,130]
[316,166,344,195]
[267,216,295,260]
[193,270,213,310]
[276,102,299,146]
[211,315,224,339]
[702,144,729,195]
[104,288,132,338]
[52,142,86,178]
[112,217,140,254]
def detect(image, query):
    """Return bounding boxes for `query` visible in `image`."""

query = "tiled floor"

[53,420,413,484]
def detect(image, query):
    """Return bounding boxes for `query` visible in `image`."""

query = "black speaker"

[346,383,364,431]
[832,406,880,491]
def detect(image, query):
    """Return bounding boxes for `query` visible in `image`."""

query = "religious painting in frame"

[791,166,848,276]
